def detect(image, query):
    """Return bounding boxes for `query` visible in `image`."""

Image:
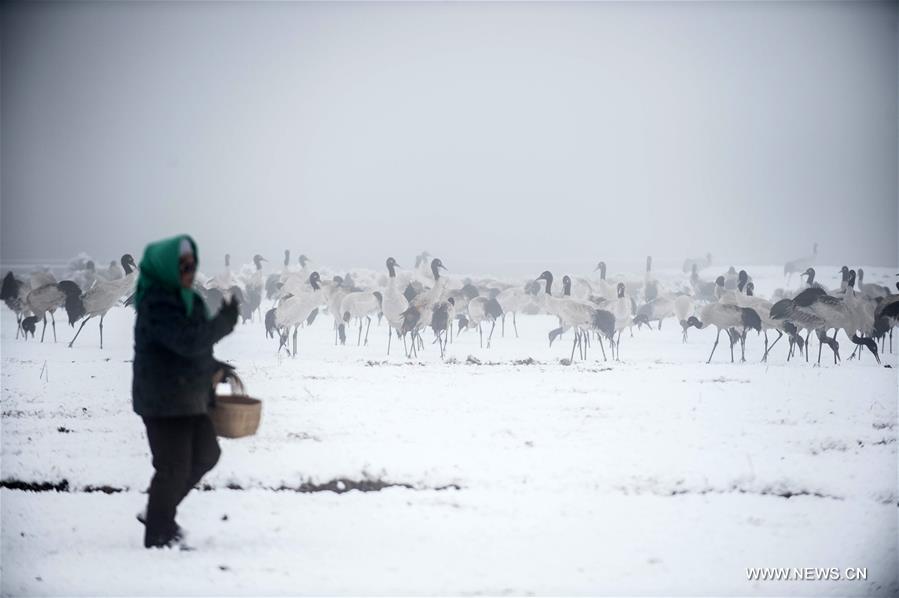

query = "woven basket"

[210,375,261,439]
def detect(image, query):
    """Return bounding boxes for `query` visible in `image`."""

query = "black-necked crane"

[800,267,827,291]
[784,242,818,285]
[64,254,138,349]
[429,297,455,358]
[593,261,618,301]
[841,271,882,363]
[207,253,241,296]
[610,283,633,360]
[400,258,448,358]
[1,271,30,338]
[736,282,804,362]
[267,250,291,301]
[381,257,410,355]
[274,272,326,357]
[239,254,267,321]
[771,281,877,365]
[536,271,613,363]
[634,295,674,331]
[461,295,503,348]
[674,294,696,343]
[340,290,383,346]
[326,276,351,345]
[495,284,532,338]
[25,276,69,342]
[684,303,762,363]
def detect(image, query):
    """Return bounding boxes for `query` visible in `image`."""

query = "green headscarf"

[133,234,205,318]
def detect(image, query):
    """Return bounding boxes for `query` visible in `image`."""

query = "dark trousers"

[142,414,220,547]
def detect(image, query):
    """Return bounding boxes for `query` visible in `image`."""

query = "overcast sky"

[2,1,897,275]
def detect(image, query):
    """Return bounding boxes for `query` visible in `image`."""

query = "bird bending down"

[461,295,504,348]
[685,303,762,363]
[536,271,614,363]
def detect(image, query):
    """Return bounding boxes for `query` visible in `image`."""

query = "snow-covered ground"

[1,265,897,596]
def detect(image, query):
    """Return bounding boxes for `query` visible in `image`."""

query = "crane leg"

[41,314,47,343]
[478,323,483,349]
[513,312,519,338]
[50,311,57,342]
[597,334,607,361]
[762,330,782,362]
[616,330,622,361]
[707,328,722,364]
[387,326,393,355]
[69,316,93,348]
[292,326,298,358]
[15,314,21,339]
[364,317,371,346]
[805,330,811,362]
[501,314,505,338]
[487,321,496,348]
[658,319,663,331]
[569,331,579,364]
[725,329,734,363]
[99,314,105,349]
[740,329,747,362]
[816,330,825,365]
[357,318,363,346]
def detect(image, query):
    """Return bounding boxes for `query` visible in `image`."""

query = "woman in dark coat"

[132,234,238,549]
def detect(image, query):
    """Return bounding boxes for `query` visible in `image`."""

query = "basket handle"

[227,372,246,396]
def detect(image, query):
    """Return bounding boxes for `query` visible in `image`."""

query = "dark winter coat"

[132,285,234,417]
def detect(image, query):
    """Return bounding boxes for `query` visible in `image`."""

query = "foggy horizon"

[2,1,897,274]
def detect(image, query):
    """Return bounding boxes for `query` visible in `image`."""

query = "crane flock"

[2,246,897,367]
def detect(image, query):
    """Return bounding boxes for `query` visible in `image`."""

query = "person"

[131,234,239,549]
